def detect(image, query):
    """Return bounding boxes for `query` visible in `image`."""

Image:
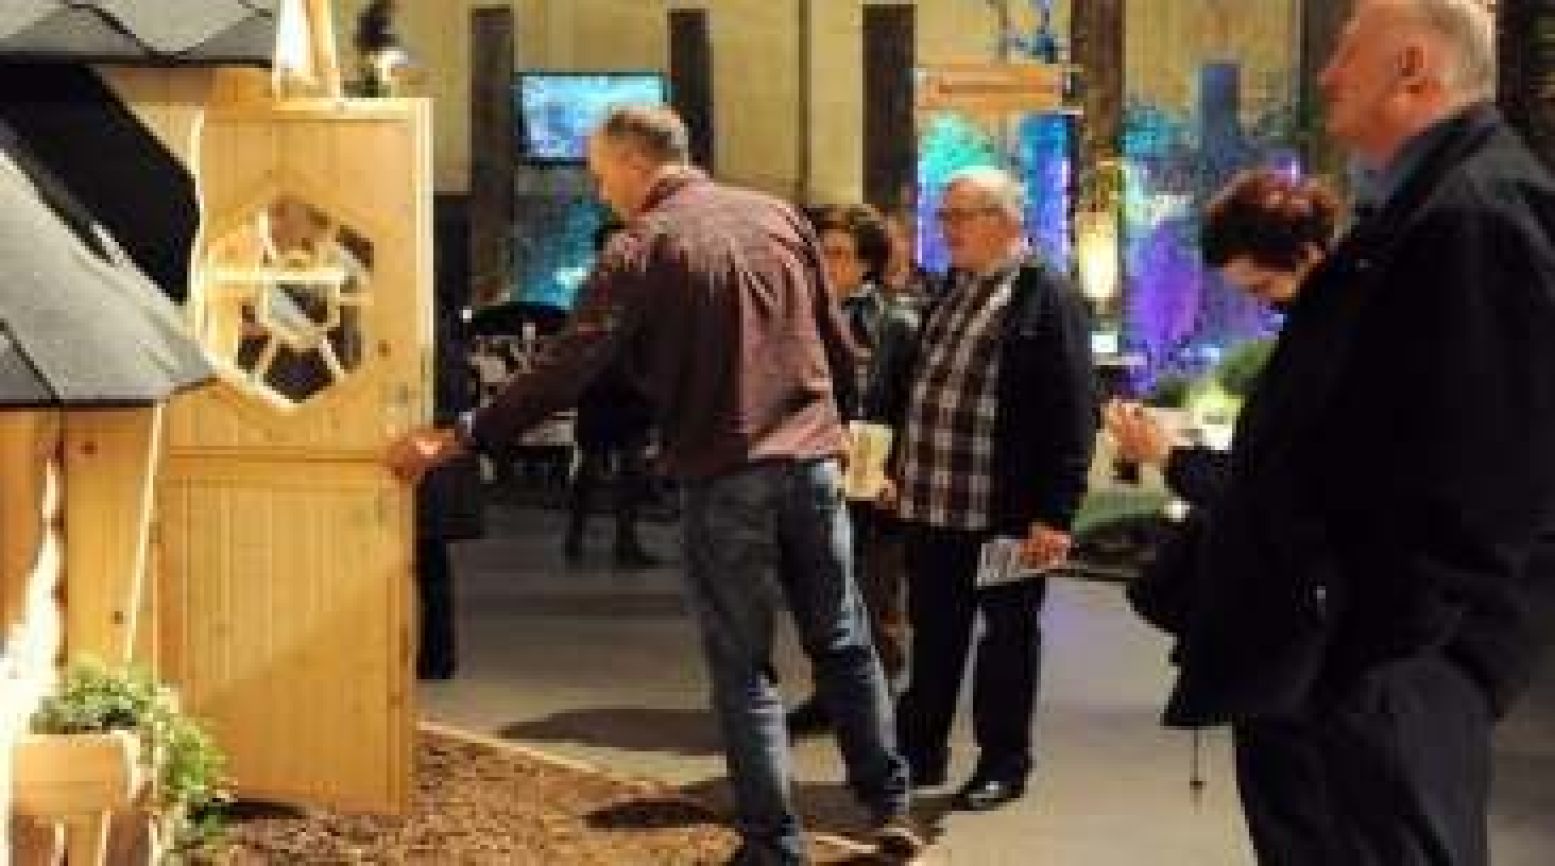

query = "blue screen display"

[516,73,668,162]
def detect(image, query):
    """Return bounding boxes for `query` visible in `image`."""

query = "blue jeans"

[681,459,909,864]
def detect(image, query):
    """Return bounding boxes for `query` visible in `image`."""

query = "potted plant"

[18,659,229,863]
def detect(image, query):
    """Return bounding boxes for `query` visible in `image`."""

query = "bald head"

[1320,0,1496,166]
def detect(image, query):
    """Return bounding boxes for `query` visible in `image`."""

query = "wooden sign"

[915,62,1074,114]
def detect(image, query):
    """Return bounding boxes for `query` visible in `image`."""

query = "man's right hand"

[875,476,900,511]
[386,426,464,485]
[1104,400,1175,469]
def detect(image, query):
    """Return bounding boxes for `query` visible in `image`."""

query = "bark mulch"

[220,728,884,864]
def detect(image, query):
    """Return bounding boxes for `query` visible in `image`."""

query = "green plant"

[1143,372,1194,409]
[1213,337,1276,399]
[31,659,230,861]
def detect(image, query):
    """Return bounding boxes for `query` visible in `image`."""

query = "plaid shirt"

[897,267,1016,531]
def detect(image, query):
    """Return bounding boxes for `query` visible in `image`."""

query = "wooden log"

[63,407,164,669]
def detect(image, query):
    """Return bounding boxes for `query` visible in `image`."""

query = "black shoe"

[613,542,661,570]
[953,774,1025,811]
[784,696,830,737]
[416,660,456,681]
[908,763,946,789]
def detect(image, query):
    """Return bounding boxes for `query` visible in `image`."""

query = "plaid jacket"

[897,269,1015,530]
[884,258,1097,535]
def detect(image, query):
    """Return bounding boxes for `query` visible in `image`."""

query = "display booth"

[3,2,432,861]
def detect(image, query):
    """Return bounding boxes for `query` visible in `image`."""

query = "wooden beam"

[306,0,344,99]
[1,413,56,633]
[63,407,165,668]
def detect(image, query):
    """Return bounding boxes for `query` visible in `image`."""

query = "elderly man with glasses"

[882,166,1097,811]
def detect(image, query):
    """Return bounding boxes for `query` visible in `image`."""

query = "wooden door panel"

[159,99,429,812]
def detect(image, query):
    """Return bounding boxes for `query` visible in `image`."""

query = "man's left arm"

[387,232,651,482]
[1022,275,1100,565]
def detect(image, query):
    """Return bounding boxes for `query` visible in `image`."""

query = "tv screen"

[516,72,668,163]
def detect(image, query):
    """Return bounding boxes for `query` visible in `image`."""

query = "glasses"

[934,206,999,225]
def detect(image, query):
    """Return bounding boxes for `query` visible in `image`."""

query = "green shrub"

[1213,337,1275,399]
[1143,372,1194,409]
[31,659,230,860]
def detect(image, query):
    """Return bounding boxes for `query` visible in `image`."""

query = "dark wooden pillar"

[1500,0,1555,168]
[469,6,515,307]
[1299,0,1350,178]
[669,9,716,170]
[863,4,916,210]
[1070,0,1124,165]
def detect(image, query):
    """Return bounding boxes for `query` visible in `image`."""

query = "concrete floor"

[420,493,1555,865]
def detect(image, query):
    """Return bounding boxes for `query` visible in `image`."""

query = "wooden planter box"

[11,730,144,819]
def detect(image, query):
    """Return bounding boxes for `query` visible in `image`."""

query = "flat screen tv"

[516,72,668,163]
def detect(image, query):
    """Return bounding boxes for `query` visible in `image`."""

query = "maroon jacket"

[471,169,861,479]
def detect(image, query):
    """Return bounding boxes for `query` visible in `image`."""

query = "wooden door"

[157,98,432,813]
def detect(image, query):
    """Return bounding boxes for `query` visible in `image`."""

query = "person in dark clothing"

[884,166,1098,812]
[1109,167,1341,865]
[1122,3,1555,863]
[387,105,921,863]
[563,220,660,568]
[416,293,485,680]
[786,203,920,735]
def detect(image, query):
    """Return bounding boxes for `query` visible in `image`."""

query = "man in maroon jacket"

[387,105,920,864]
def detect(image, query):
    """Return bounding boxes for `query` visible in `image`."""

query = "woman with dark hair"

[787,202,922,735]
[1110,168,1339,486]
[1107,167,1345,865]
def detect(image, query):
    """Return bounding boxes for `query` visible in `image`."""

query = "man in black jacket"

[887,166,1096,811]
[1171,2,1555,863]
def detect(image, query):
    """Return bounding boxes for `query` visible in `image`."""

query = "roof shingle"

[0,0,278,65]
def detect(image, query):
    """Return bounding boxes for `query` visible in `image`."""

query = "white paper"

[844,421,894,501]
[976,536,1046,588]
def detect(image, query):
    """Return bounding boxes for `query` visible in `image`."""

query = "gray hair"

[944,166,1027,221]
[1403,0,1496,102]
[597,104,691,165]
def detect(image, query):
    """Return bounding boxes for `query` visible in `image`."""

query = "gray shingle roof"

[0,0,278,65]
[0,122,212,406]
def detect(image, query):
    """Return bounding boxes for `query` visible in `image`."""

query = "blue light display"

[915,111,1073,277]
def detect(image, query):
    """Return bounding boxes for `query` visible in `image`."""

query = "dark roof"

[0,63,201,302]
[0,120,211,406]
[0,0,279,66]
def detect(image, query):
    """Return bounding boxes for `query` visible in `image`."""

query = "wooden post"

[62,407,164,668]
[305,0,344,99]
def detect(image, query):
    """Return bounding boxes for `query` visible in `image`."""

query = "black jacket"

[1166,105,1555,727]
[883,259,1097,534]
